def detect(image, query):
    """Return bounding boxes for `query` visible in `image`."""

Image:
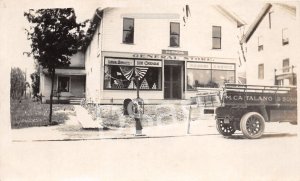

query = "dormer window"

[282,28,289,45]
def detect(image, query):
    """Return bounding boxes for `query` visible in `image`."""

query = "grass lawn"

[11,99,75,129]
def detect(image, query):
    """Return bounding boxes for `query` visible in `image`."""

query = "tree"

[24,8,87,123]
[10,67,27,100]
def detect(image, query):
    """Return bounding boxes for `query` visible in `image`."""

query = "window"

[212,26,221,49]
[268,12,273,29]
[258,36,263,51]
[123,18,134,44]
[283,58,290,73]
[258,64,264,79]
[282,28,289,45]
[58,77,70,92]
[187,62,235,90]
[104,58,162,90]
[170,22,180,47]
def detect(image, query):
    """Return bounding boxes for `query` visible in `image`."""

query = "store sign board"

[132,53,215,62]
[187,62,211,69]
[162,50,188,56]
[105,58,134,66]
[212,63,235,70]
[135,60,162,67]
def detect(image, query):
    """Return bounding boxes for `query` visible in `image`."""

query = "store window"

[170,22,180,47]
[104,58,162,90]
[212,26,221,49]
[58,77,70,92]
[187,62,235,90]
[258,64,264,79]
[282,28,289,45]
[123,18,134,44]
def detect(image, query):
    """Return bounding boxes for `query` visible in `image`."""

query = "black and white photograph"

[0,0,300,180]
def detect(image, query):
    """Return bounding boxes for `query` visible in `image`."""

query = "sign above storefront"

[162,50,188,56]
[187,62,211,69]
[105,58,134,66]
[212,63,235,70]
[135,60,162,67]
[102,51,236,63]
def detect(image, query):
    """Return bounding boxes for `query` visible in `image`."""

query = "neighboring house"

[40,51,86,104]
[84,2,246,104]
[242,3,297,86]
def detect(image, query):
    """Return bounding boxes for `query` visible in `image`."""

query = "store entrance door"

[164,61,183,99]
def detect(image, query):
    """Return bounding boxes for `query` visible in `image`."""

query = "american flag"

[135,67,148,80]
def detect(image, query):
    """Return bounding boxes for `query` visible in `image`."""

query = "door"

[164,64,182,99]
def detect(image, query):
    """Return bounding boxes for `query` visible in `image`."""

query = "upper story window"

[212,26,221,49]
[170,22,180,47]
[258,64,264,79]
[282,28,289,45]
[123,18,134,44]
[283,58,290,73]
[268,12,273,29]
[258,36,263,51]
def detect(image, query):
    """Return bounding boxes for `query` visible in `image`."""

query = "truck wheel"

[240,112,265,139]
[216,119,235,136]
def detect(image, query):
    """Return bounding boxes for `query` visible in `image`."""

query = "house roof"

[241,3,296,43]
[214,5,247,28]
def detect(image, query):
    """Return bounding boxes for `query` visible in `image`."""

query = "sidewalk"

[11,105,298,141]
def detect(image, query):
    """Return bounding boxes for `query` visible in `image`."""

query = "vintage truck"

[197,84,297,139]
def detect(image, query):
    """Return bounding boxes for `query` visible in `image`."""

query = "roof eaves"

[214,5,247,28]
[242,3,272,43]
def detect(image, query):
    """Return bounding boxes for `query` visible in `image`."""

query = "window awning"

[42,68,86,75]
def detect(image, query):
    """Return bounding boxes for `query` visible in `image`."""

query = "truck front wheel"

[216,118,235,136]
[240,112,265,139]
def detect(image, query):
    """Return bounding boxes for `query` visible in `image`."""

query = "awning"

[42,68,86,75]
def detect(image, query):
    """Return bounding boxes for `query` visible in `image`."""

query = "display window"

[187,62,235,90]
[104,58,162,90]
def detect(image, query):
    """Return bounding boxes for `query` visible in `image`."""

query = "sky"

[0,0,265,81]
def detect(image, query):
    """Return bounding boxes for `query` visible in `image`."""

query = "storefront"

[99,51,236,104]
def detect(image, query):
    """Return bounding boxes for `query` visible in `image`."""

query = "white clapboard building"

[40,2,246,104]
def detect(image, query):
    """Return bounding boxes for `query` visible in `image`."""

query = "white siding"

[246,5,297,85]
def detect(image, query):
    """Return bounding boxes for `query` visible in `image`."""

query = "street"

[2,125,300,181]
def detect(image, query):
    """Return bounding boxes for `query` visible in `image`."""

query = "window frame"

[258,64,264,79]
[258,36,264,52]
[186,62,235,90]
[282,28,289,46]
[170,22,180,47]
[122,18,134,44]
[103,57,162,91]
[57,76,71,93]
[282,58,290,73]
[212,26,222,49]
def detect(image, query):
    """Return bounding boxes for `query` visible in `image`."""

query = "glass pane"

[58,77,70,92]
[187,69,211,90]
[170,23,180,35]
[170,35,179,47]
[141,67,161,89]
[123,18,134,31]
[123,31,134,43]
[212,26,221,37]
[212,38,221,49]
[104,65,132,89]
[212,70,235,88]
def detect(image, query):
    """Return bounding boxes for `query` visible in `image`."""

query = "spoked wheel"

[240,112,265,139]
[216,118,235,136]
